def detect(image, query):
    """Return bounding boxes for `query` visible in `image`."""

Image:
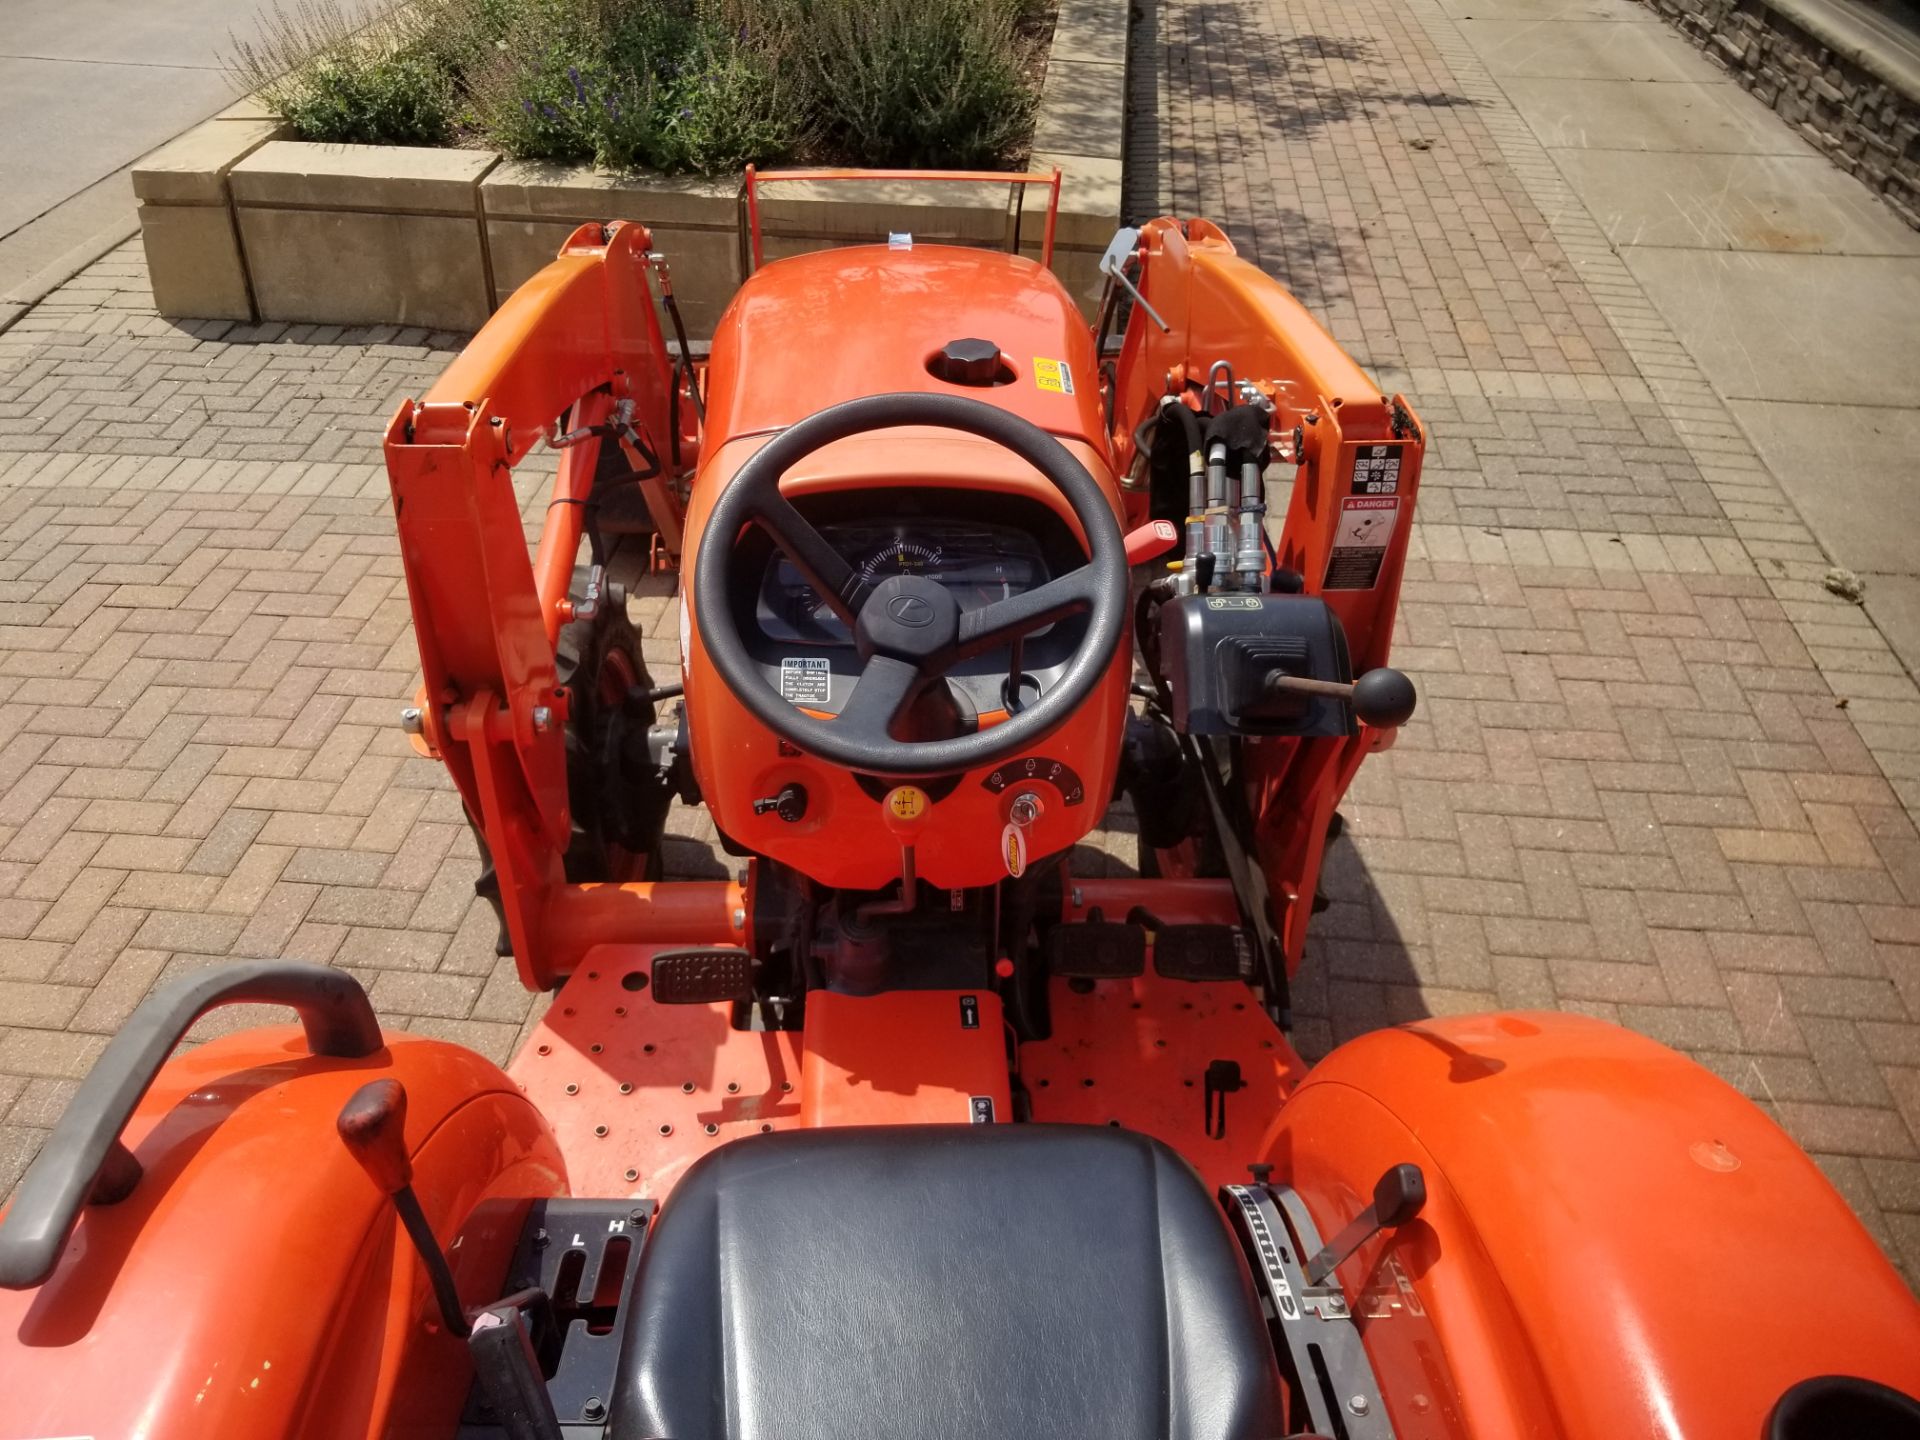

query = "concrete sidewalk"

[0,1,387,326]
[1457,0,1920,715]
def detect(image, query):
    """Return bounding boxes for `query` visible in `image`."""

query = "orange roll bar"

[743,165,1063,273]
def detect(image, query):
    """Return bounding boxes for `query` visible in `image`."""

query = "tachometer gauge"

[858,540,943,583]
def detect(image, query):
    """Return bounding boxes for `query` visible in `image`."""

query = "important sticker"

[778,656,831,704]
[1322,495,1400,591]
[1033,356,1075,395]
[1351,443,1405,495]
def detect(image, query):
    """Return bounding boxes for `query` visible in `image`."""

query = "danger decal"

[1322,495,1399,591]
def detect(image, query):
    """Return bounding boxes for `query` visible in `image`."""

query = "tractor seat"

[611,1125,1286,1440]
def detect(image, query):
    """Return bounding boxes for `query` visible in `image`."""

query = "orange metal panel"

[510,948,804,1203]
[702,245,1106,449]
[0,1028,565,1440]
[799,989,1011,1127]
[1267,1013,1920,1440]
[1022,968,1305,1193]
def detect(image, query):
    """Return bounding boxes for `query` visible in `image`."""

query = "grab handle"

[0,961,382,1290]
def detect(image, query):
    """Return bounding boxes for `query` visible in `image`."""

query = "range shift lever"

[337,1078,470,1337]
[1303,1162,1426,1286]
[338,1079,563,1440]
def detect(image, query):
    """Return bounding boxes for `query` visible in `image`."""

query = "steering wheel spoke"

[953,568,1098,659]
[749,490,872,626]
[837,654,922,742]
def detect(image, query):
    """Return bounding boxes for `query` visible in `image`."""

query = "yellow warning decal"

[886,785,929,821]
[1032,357,1075,395]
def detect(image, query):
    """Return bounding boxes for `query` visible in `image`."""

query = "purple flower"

[569,66,587,106]
[541,102,559,120]
[522,98,534,115]
[678,106,693,119]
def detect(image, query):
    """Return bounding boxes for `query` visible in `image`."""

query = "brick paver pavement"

[0,0,1914,1284]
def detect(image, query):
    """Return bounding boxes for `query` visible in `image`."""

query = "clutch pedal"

[1047,918,1147,978]
[650,947,754,1005]
[1153,925,1248,982]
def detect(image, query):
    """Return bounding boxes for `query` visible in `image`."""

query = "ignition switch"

[753,783,808,822]
[1008,790,1044,827]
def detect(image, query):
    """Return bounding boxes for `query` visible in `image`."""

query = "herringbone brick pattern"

[0,0,1912,1286]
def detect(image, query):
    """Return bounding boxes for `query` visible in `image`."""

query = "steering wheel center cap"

[857,574,961,662]
[887,594,937,627]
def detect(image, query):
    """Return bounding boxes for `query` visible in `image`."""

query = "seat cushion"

[611,1125,1286,1440]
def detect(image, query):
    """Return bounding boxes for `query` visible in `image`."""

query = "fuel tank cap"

[933,337,1004,387]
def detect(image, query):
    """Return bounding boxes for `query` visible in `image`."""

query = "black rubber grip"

[0,960,382,1290]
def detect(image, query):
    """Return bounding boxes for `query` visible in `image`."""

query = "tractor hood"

[701,244,1107,451]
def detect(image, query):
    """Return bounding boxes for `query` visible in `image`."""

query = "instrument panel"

[757,520,1052,647]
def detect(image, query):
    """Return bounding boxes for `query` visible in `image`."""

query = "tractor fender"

[1262,1012,1920,1440]
[0,1025,568,1440]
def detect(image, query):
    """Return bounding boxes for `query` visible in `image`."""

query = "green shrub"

[781,0,1038,169]
[466,0,665,168]
[232,1,457,147]
[656,36,806,176]
[230,0,1041,174]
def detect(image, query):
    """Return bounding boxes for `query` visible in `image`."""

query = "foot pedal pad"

[650,947,753,1005]
[1047,921,1147,978]
[1153,925,1249,982]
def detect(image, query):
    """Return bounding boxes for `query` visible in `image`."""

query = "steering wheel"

[693,392,1128,778]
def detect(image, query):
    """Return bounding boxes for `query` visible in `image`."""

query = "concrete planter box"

[231,143,497,331]
[136,0,1127,334]
[481,162,738,333]
[132,116,289,321]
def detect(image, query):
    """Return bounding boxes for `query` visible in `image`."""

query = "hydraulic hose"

[1166,398,1206,588]
[1234,459,1266,591]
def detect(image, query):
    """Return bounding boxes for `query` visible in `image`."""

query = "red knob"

[337,1078,413,1195]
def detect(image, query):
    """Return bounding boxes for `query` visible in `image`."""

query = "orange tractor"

[2,177,1917,1439]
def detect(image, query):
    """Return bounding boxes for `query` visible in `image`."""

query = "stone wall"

[1637,0,1920,229]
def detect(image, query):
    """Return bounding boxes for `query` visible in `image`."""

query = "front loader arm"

[1111,219,1426,979]
[385,221,734,988]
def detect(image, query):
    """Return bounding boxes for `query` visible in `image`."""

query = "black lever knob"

[1303,1161,1426,1286]
[1352,667,1417,728]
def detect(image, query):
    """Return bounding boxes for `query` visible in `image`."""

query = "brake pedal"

[1153,925,1249,982]
[1047,920,1147,978]
[650,947,754,1005]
